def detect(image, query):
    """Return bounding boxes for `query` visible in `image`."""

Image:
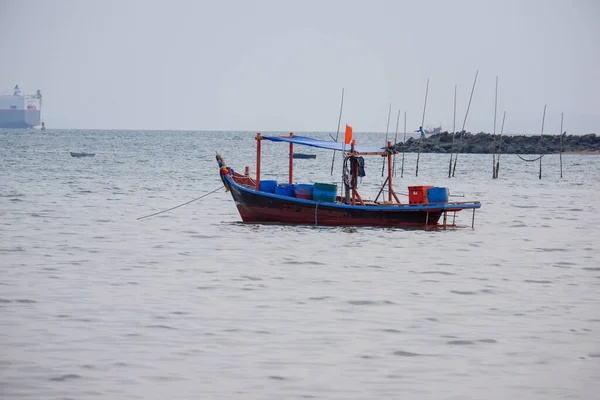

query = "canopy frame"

[253,132,400,205]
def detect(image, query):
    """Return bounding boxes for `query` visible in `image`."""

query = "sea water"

[1,129,599,399]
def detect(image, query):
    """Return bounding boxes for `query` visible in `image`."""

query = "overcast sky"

[1,0,598,134]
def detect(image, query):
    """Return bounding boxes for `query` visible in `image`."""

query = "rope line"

[516,154,545,162]
[137,185,223,220]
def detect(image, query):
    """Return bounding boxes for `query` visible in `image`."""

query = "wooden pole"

[255,133,262,190]
[539,104,546,180]
[350,140,356,204]
[453,70,478,177]
[416,78,429,177]
[288,132,294,184]
[495,111,506,178]
[387,141,393,202]
[559,112,564,178]
[401,111,407,178]
[392,109,400,177]
[330,88,345,175]
[381,103,392,177]
[448,84,457,178]
[492,76,498,179]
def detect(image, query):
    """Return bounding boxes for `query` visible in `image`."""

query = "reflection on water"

[1,129,599,399]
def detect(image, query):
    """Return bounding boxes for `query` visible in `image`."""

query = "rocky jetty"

[394,131,600,154]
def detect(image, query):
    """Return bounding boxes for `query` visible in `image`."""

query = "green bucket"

[312,183,337,203]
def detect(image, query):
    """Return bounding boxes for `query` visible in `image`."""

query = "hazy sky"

[1,0,598,134]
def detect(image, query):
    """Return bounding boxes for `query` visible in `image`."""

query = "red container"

[294,184,313,200]
[408,185,434,204]
[295,192,313,200]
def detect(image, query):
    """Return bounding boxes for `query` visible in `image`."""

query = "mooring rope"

[516,154,545,162]
[315,202,320,226]
[137,185,224,220]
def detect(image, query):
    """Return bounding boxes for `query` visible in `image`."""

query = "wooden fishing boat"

[69,152,95,158]
[217,133,481,228]
[292,153,317,159]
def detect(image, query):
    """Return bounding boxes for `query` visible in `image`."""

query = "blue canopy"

[262,135,388,153]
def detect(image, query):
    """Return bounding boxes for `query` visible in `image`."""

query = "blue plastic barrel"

[312,183,337,202]
[275,183,296,197]
[259,180,278,193]
[427,187,449,203]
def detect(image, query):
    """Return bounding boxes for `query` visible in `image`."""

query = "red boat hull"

[223,175,447,227]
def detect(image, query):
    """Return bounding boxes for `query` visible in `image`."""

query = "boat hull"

[292,153,317,159]
[0,110,41,128]
[70,152,95,158]
[223,175,448,227]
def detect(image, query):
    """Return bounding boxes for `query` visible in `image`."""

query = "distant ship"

[0,85,42,128]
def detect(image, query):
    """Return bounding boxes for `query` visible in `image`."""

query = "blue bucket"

[259,180,278,193]
[275,183,296,197]
[427,187,449,203]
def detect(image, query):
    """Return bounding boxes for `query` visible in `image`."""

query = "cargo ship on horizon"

[0,85,42,128]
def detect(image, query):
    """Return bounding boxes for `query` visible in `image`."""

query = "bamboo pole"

[416,78,429,177]
[559,112,564,178]
[382,103,392,176]
[448,84,457,178]
[392,109,400,177]
[539,104,547,180]
[401,111,407,178]
[330,88,345,175]
[452,70,478,177]
[492,76,498,179]
[495,111,506,178]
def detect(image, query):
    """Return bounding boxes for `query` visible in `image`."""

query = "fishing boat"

[292,153,317,159]
[217,133,481,228]
[69,152,95,158]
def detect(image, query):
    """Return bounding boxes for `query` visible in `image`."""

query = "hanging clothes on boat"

[344,156,366,188]
[350,156,366,178]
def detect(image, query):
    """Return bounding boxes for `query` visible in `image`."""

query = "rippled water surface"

[1,129,599,399]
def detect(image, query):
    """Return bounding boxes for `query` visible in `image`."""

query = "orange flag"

[344,124,353,144]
